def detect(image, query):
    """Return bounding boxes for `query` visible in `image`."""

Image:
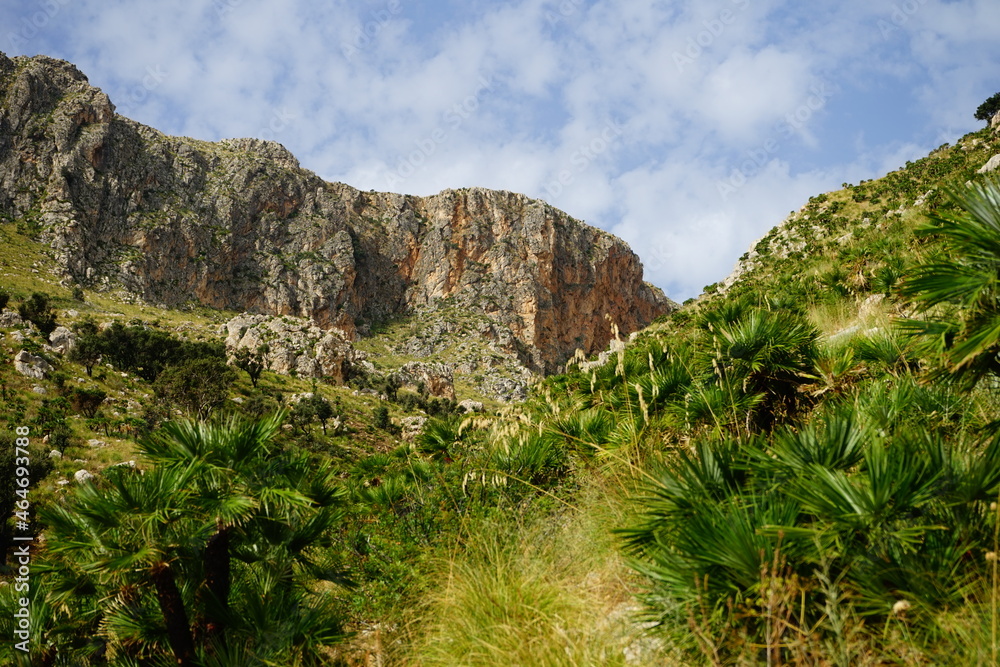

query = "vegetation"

[976,91,1000,123]
[1,115,1000,666]
[17,292,57,335]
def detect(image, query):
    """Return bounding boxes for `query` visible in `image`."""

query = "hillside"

[2,50,1000,666]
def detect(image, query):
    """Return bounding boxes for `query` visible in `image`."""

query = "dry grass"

[386,472,675,667]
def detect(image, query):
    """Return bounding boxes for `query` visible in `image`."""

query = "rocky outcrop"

[0,52,673,374]
[393,362,456,400]
[978,154,1000,174]
[0,310,23,327]
[458,399,484,413]
[221,313,362,382]
[14,350,52,379]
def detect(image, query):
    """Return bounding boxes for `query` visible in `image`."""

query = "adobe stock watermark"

[383,75,495,190]
[342,0,403,61]
[544,0,586,27]
[716,80,837,201]
[877,0,928,39]
[7,0,72,51]
[673,0,751,73]
[256,107,297,143]
[114,65,167,119]
[643,245,676,273]
[11,426,33,654]
[213,0,246,19]
[542,119,625,201]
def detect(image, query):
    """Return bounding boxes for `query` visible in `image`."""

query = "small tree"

[0,288,9,311]
[300,393,334,435]
[18,291,57,334]
[290,396,315,434]
[381,375,401,401]
[154,358,237,419]
[975,91,1000,123]
[68,333,103,377]
[232,344,269,388]
[373,405,391,431]
[69,387,106,418]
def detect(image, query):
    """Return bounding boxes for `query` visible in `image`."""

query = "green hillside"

[2,121,1000,665]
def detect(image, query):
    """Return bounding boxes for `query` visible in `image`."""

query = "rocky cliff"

[0,52,673,374]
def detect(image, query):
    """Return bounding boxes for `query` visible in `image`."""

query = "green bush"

[17,291,57,334]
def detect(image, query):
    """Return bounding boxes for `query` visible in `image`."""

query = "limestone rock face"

[0,53,673,374]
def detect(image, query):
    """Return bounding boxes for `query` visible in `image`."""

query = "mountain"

[0,52,673,388]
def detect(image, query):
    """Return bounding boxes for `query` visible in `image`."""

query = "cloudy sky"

[4,0,999,300]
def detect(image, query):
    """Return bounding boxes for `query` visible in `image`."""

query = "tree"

[975,91,1000,123]
[17,291,57,335]
[374,405,392,431]
[154,358,237,419]
[67,333,102,377]
[42,464,203,665]
[381,374,401,401]
[232,344,269,387]
[98,322,227,382]
[68,387,106,418]
[303,393,334,434]
[898,177,1000,389]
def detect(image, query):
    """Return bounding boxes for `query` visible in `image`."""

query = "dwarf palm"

[41,465,206,665]
[36,414,348,665]
[139,413,347,647]
[704,308,819,430]
[898,176,1000,387]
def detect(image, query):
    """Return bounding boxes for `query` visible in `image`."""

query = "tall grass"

[394,473,674,666]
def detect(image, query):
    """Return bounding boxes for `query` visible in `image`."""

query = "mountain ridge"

[0,51,674,379]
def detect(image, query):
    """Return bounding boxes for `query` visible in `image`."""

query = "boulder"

[400,415,428,442]
[977,154,1000,174]
[0,309,23,327]
[74,469,94,484]
[48,326,76,353]
[458,399,484,413]
[223,312,362,382]
[14,350,53,379]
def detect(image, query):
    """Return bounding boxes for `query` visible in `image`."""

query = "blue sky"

[3,0,1000,301]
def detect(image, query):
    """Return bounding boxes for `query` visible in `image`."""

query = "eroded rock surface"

[0,53,673,379]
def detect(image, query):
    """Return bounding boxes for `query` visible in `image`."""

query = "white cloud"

[3,0,1000,300]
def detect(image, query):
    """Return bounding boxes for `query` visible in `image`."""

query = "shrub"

[374,405,394,432]
[18,291,57,334]
[153,358,236,419]
[69,387,106,418]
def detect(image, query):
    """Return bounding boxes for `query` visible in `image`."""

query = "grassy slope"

[382,125,1000,666]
